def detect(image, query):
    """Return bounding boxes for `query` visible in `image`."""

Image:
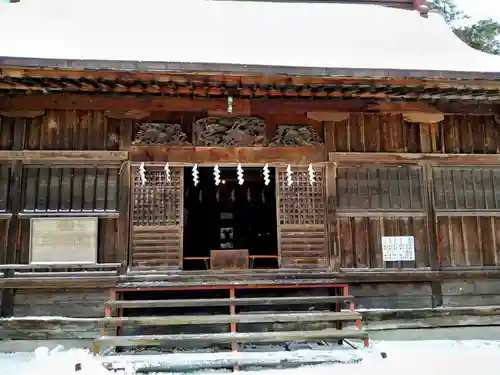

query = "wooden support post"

[101,288,116,337]
[117,119,132,273]
[318,113,345,270]
[417,117,443,307]
[335,285,344,345]
[229,288,238,350]
[1,118,27,317]
[423,162,443,307]
[117,162,131,273]
[116,291,123,337]
[229,287,239,371]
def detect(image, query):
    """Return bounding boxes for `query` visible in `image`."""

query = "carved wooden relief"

[133,122,190,145]
[193,116,267,146]
[269,125,323,147]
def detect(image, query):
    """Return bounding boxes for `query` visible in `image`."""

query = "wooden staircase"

[94,283,369,355]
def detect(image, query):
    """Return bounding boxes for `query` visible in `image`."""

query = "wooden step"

[99,311,361,327]
[94,328,368,353]
[105,295,354,309]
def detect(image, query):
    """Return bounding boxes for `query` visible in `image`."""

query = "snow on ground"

[1,340,500,375]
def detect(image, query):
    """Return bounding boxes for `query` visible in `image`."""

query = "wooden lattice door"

[276,166,328,268]
[131,165,183,269]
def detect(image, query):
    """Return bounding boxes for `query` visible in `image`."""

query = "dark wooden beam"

[329,152,500,165]
[0,94,498,115]
[0,150,128,164]
[0,278,118,289]
[130,146,326,165]
[105,295,353,308]
[340,267,500,282]
[0,110,45,118]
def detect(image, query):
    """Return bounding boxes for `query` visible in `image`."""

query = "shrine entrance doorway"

[182,166,279,271]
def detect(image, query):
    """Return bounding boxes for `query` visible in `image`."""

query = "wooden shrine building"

[0,0,500,348]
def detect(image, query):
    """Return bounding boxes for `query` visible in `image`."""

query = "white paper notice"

[381,236,415,262]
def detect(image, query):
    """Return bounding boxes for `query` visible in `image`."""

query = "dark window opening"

[183,166,278,270]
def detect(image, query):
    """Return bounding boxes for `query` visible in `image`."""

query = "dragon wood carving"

[269,125,323,147]
[133,122,191,145]
[193,116,267,146]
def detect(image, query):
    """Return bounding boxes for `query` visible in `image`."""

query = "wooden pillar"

[0,112,32,317]
[105,112,144,273]
[308,112,350,269]
[405,111,444,307]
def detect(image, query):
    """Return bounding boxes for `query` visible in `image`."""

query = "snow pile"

[1,340,500,375]
[2,346,132,375]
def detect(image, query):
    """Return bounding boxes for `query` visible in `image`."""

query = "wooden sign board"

[30,217,98,264]
[210,249,249,271]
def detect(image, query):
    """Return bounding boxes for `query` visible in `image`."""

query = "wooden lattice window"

[22,166,119,213]
[336,166,424,210]
[133,167,182,226]
[433,166,500,211]
[278,167,325,225]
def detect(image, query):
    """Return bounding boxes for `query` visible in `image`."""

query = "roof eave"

[3,57,500,82]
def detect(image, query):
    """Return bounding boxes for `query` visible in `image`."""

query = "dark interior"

[183,166,278,270]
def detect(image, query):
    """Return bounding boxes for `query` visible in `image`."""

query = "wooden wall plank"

[25,110,119,151]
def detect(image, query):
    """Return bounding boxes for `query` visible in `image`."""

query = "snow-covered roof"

[1,0,500,79]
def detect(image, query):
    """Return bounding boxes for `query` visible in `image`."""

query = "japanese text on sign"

[381,236,415,262]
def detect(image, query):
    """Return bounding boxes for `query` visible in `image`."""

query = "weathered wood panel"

[276,167,327,268]
[22,165,120,213]
[351,282,433,309]
[0,219,9,264]
[16,217,118,264]
[336,165,424,211]
[337,217,429,268]
[326,114,500,154]
[131,166,183,268]
[440,115,500,154]
[326,114,421,153]
[0,318,105,340]
[441,280,500,306]
[131,227,182,268]
[335,163,428,268]
[0,117,15,150]
[433,166,500,211]
[26,110,121,150]
[0,165,10,213]
[438,216,500,266]
[13,289,108,317]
